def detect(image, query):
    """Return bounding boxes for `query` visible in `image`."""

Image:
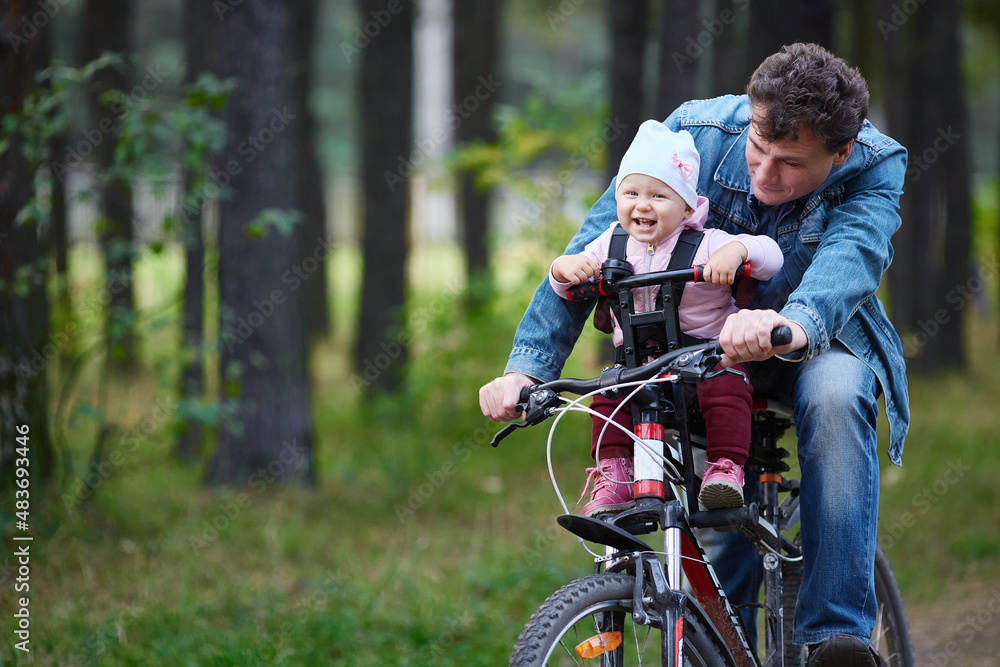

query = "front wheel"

[510,573,728,666]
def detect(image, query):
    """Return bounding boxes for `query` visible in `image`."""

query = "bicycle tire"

[510,573,729,666]
[780,538,914,666]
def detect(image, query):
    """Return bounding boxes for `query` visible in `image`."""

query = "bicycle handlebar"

[522,325,789,401]
[489,325,791,447]
[564,262,752,302]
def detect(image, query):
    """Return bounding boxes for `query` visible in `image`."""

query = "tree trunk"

[40,2,73,370]
[206,0,314,485]
[355,0,414,394]
[746,0,834,70]
[907,0,969,371]
[174,0,210,463]
[879,0,915,336]
[80,0,137,370]
[0,0,55,491]
[453,0,500,290]
[882,0,970,373]
[50,133,72,368]
[291,0,331,339]
[606,0,648,183]
[654,0,700,120]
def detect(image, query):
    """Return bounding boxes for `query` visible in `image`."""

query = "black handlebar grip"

[770,325,793,347]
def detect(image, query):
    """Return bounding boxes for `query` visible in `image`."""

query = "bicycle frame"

[496,263,798,666]
[555,378,764,666]
[536,364,799,666]
[500,259,913,665]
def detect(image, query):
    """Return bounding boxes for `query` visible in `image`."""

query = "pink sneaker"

[579,457,635,517]
[699,458,745,510]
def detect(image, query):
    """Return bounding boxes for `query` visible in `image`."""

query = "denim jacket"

[505,95,909,463]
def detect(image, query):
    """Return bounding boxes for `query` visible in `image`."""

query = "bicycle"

[490,262,914,666]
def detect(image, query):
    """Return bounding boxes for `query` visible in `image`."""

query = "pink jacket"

[549,196,783,346]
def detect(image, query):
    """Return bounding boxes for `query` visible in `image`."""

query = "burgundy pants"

[589,364,752,465]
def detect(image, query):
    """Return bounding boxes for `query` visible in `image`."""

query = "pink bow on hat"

[672,152,694,180]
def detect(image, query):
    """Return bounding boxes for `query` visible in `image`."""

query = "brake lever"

[665,347,724,382]
[705,366,749,384]
[490,388,563,448]
[490,421,527,447]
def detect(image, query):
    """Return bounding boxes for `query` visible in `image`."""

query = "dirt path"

[904,579,1000,666]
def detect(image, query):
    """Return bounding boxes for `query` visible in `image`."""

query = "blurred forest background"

[1,0,999,664]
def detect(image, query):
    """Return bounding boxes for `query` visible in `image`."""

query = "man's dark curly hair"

[746,43,869,153]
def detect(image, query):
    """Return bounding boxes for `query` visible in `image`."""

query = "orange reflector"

[575,631,623,659]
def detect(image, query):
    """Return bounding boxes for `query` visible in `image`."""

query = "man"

[480,43,908,666]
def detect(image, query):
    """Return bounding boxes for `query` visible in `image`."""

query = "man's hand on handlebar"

[480,372,536,422]
[718,309,807,367]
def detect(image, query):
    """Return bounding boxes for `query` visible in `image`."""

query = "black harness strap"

[593,225,632,333]
[668,228,704,301]
[595,226,705,336]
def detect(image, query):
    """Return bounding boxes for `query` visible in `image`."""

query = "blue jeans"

[701,342,881,647]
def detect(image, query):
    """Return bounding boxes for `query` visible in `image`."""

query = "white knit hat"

[616,120,700,210]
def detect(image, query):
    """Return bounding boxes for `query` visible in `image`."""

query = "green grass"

[876,317,1000,601]
[2,241,999,664]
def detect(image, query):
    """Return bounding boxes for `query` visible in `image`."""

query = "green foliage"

[876,329,1000,601]
[448,75,615,269]
[0,53,232,295]
[450,74,608,191]
[0,55,237,519]
[245,208,304,239]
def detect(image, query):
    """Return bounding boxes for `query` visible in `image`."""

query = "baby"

[548,120,783,516]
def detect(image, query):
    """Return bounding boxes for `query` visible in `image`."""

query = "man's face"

[745,104,853,205]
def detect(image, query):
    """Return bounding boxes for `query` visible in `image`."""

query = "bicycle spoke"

[555,636,584,666]
[872,601,886,650]
[632,620,642,665]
